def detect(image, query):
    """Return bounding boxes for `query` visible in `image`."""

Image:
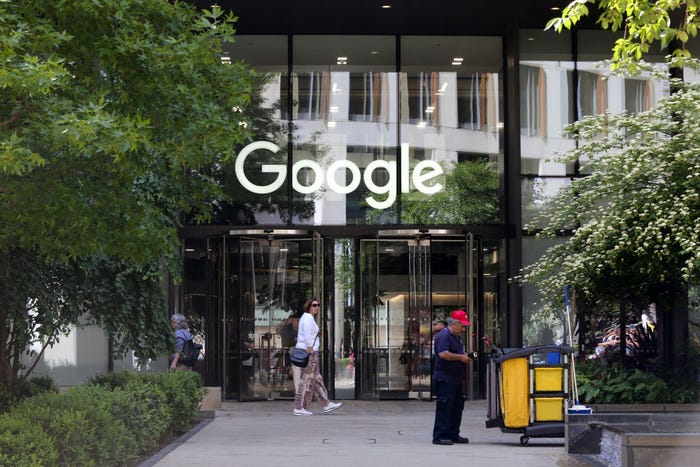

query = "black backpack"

[179,338,202,366]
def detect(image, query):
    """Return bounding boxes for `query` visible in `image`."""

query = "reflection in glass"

[400,36,503,225]
[333,238,356,399]
[234,238,314,401]
[521,177,571,229]
[213,36,295,224]
[359,238,469,399]
[293,36,398,225]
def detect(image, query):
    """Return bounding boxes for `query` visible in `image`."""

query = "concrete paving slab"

[147,399,591,467]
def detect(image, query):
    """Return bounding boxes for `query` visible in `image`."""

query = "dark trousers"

[432,380,465,441]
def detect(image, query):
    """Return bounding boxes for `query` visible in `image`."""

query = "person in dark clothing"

[432,309,473,445]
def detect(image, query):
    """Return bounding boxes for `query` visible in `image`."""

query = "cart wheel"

[520,435,529,446]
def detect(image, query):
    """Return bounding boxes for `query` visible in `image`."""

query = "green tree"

[400,160,500,224]
[547,0,700,74]
[520,78,700,364]
[0,0,253,393]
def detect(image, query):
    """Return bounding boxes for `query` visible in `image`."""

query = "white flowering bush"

[520,77,700,314]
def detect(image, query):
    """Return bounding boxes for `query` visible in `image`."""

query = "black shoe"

[451,436,469,444]
[432,439,454,445]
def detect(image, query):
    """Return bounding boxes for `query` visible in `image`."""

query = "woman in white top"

[292,298,343,416]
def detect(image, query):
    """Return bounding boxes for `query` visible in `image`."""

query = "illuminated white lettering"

[363,160,396,210]
[234,141,444,209]
[235,141,284,194]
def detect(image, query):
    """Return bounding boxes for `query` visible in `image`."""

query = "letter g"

[235,141,285,194]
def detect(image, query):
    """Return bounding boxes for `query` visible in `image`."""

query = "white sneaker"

[293,408,313,416]
[322,402,343,413]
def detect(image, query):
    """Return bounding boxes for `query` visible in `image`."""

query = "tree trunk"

[619,299,627,366]
[655,280,689,369]
[0,316,17,395]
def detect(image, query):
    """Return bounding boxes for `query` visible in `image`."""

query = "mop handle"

[565,285,580,404]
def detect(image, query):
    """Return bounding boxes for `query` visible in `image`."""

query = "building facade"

[31,1,691,400]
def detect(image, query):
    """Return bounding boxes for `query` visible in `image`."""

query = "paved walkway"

[144,399,592,467]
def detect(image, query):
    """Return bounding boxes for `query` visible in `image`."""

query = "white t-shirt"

[296,312,319,352]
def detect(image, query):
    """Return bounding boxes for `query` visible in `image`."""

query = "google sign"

[235,142,444,210]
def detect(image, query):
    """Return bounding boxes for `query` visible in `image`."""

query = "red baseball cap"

[450,309,471,326]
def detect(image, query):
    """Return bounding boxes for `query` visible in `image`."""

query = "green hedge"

[576,358,700,404]
[0,370,203,467]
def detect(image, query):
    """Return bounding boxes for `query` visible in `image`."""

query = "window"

[520,65,546,137]
[625,78,653,114]
[349,72,391,123]
[578,71,607,119]
[294,72,330,120]
[458,73,498,131]
[406,72,439,126]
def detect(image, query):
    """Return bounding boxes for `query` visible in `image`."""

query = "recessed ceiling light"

[381,4,392,9]
[451,61,462,66]
[528,37,535,41]
[551,7,561,11]
[371,51,379,55]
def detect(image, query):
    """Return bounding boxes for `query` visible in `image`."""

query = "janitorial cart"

[485,344,573,445]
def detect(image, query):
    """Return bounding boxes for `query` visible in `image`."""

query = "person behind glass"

[283,308,304,398]
[292,298,343,416]
[169,313,193,370]
[432,309,472,445]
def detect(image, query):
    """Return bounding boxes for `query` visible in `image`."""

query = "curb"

[138,417,214,467]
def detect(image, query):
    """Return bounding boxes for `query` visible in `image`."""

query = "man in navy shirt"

[432,309,473,445]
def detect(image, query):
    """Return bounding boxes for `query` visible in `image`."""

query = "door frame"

[223,229,320,401]
[356,230,480,400]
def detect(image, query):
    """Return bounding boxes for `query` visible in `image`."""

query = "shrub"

[61,384,135,465]
[577,359,670,404]
[87,370,136,390]
[10,392,98,466]
[110,381,170,454]
[9,386,131,466]
[139,370,203,434]
[0,414,58,467]
[0,370,204,466]
[0,375,57,413]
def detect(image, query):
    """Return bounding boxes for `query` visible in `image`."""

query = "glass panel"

[519,29,575,177]
[359,239,379,399]
[521,236,569,347]
[408,238,431,394]
[233,238,314,400]
[214,36,291,224]
[332,238,356,399]
[482,239,504,352]
[521,176,571,229]
[400,36,503,224]
[293,36,398,225]
[181,238,220,387]
[359,236,471,399]
[430,239,468,396]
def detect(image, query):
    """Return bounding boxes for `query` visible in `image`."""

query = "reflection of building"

[28,2,691,400]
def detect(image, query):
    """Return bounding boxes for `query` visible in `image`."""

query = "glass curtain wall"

[292,36,398,225]
[400,37,503,225]
[217,36,290,225]
[519,29,669,346]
